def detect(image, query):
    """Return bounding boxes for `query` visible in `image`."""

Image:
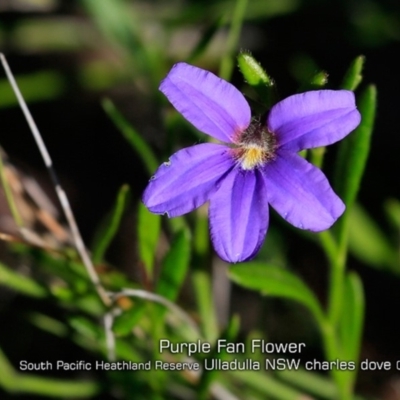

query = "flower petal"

[209,169,269,263]
[160,62,251,142]
[263,151,344,231]
[267,90,361,151]
[143,143,234,217]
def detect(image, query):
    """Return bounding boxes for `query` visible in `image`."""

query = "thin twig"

[0,53,111,306]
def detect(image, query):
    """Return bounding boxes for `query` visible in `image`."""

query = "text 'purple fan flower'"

[143,62,361,263]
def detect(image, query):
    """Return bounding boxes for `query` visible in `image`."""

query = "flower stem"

[219,0,248,81]
[321,211,355,399]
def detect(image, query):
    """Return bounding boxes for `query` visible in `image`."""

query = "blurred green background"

[1,0,400,399]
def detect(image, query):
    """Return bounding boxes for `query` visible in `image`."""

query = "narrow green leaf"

[193,208,210,269]
[341,55,365,91]
[102,98,159,175]
[138,202,161,278]
[193,271,219,342]
[0,71,65,109]
[237,51,274,105]
[92,184,130,264]
[340,272,364,361]
[188,17,224,63]
[385,198,400,229]
[230,370,309,399]
[156,228,191,301]
[219,0,249,81]
[348,203,398,272]
[198,315,240,400]
[334,85,377,211]
[339,272,365,393]
[81,0,161,88]
[0,347,99,397]
[278,368,340,399]
[0,262,46,298]
[229,263,324,326]
[29,313,68,337]
[113,305,147,336]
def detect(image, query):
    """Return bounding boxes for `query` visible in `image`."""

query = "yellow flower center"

[233,120,277,170]
[238,145,267,170]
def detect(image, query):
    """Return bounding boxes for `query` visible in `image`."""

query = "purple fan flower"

[143,63,361,263]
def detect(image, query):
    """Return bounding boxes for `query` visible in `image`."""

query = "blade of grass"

[0,262,46,298]
[137,202,161,278]
[341,56,365,91]
[92,184,130,264]
[102,98,158,176]
[0,347,99,397]
[219,0,249,81]
[193,271,219,342]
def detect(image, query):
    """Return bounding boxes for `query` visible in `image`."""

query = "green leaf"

[334,85,377,215]
[137,202,161,278]
[81,0,161,88]
[187,17,224,63]
[219,0,249,81]
[0,262,46,298]
[113,304,147,336]
[385,198,400,229]
[341,55,365,91]
[198,315,240,400]
[92,184,130,264]
[278,368,340,399]
[230,369,310,399]
[193,271,219,342]
[102,98,159,175]
[0,71,65,109]
[0,347,99,397]
[340,272,364,362]
[339,272,365,393]
[237,51,274,105]
[29,313,68,337]
[229,263,324,326]
[348,203,398,272]
[156,228,191,301]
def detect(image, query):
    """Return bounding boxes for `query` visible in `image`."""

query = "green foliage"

[102,98,159,175]
[334,85,377,214]
[137,202,161,278]
[157,228,191,301]
[0,261,46,298]
[229,263,324,326]
[92,184,131,264]
[0,71,65,108]
[0,347,100,398]
[0,2,394,399]
[341,56,365,91]
[348,203,399,272]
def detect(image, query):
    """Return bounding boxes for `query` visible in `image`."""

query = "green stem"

[321,215,353,399]
[328,210,350,327]
[219,0,248,81]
